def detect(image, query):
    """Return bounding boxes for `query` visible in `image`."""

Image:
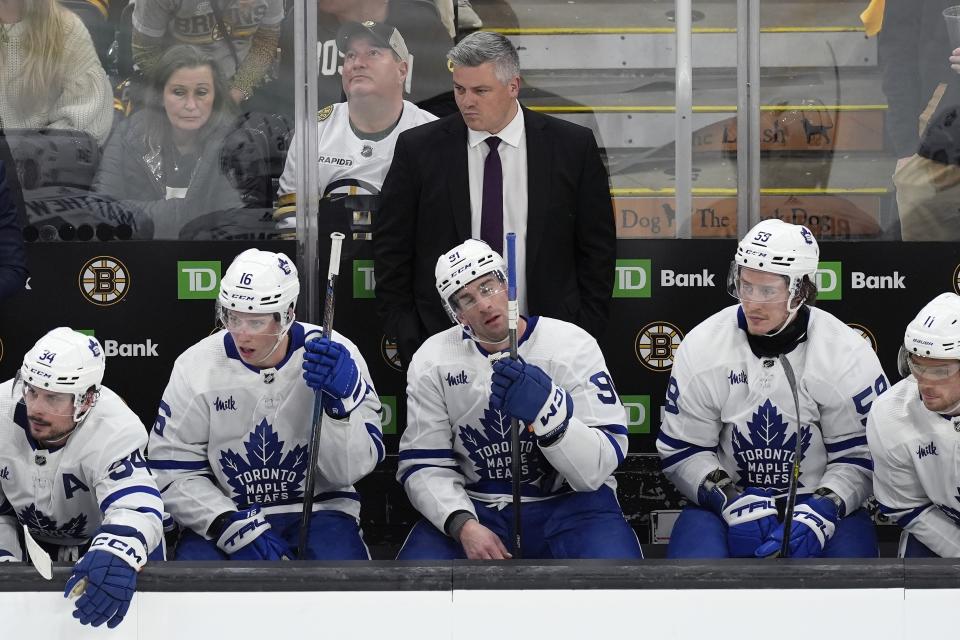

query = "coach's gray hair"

[447,31,520,84]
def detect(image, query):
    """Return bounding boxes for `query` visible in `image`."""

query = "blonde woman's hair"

[5,0,68,113]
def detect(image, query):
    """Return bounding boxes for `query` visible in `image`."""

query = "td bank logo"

[815,261,842,301]
[380,395,397,435]
[178,261,221,299]
[354,260,375,299]
[614,259,651,298]
[622,395,651,434]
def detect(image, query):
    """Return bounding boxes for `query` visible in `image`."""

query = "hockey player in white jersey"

[396,240,641,560]
[274,21,437,228]
[657,219,888,558]
[148,249,383,560]
[0,328,163,628]
[867,293,960,557]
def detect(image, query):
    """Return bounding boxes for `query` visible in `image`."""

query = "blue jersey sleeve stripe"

[100,485,163,512]
[366,423,385,463]
[661,444,716,470]
[0,550,13,559]
[825,436,869,453]
[830,456,874,471]
[656,432,714,453]
[314,491,361,503]
[148,459,210,470]
[398,449,456,461]
[399,463,464,485]
[134,506,164,522]
[596,424,629,437]
[600,430,625,465]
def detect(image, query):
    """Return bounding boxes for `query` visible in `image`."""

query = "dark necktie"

[480,136,503,254]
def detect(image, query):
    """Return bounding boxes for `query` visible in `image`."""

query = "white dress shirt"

[467,101,529,315]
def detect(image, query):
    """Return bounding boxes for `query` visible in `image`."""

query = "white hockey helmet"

[218,249,299,332]
[19,327,104,421]
[899,292,960,378]
[729,218,820,314]
[435,239,507,336]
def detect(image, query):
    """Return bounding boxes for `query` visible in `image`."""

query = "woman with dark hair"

[93,44,244,239]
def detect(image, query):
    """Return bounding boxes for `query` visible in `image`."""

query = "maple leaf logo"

[459,406,550,487]
[218,418,309,508]
[732,399,812,491]
[18,504,88,539]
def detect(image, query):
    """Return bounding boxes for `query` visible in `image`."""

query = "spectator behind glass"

[132,0,284,105]
[0,0,113,145]
[93,45,244,239]
[264,0,453,118]
[0,129,27,301]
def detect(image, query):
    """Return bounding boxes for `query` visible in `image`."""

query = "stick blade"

[23,526,53,580]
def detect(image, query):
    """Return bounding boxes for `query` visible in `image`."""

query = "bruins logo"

[381,335,402,372]
[953,264,960,296]
[0,337,4,364]
[79,256,130,306]
[847,323,878,353]
[635,321,684,372]
[317,105,335,122]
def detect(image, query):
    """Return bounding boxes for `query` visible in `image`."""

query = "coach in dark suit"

[373,31,615,366]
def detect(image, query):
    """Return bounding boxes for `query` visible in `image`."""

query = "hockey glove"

[755,494,839,558]
[490,358,573,445]
[303,338,365,418]
[721,488,779,558]
[64,525,146,629]
[215,506,291,561]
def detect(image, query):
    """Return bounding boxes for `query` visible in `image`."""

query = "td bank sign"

[814,262,907,301]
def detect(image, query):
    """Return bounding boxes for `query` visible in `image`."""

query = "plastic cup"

[944,6,960,50]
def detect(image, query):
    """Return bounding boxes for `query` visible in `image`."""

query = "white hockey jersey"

[657,305,888,513]
[147,322,384,538]
[398,317,629,534]
[867,377,960,557]
[0,382,163,559]
[275,100,437,225]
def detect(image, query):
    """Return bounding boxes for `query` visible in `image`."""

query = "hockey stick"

[298,232,345,559]
[777,354,804,558]
[23,525,53,580]
[506,232,522,558]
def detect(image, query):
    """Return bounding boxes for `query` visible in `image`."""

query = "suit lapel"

[444,117,472,241]
[523,107,551,274]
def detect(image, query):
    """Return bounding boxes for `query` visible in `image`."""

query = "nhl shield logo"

[635,321,684,372]
[79,256,130,306]
[382,335,402,372]
[846,323,878,353]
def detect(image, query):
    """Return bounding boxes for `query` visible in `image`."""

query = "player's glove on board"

[755,494,839,558]
[216,506,291,560]
[721,488,779,558]
[303,337,364,418]
[490,358,573,445]
[64,525,146,629]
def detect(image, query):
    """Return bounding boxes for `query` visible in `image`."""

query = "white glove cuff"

[721,494,777,527]
[88,532,148,570]
[216,510,270,554]
[793,503,837,546]
[532,384,573,439]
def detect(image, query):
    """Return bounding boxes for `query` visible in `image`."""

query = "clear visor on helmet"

[900,349,960,382]
[14,377,80,417]
[216,304,285,337]
[727,263,792,304]
[448,271,507,316]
